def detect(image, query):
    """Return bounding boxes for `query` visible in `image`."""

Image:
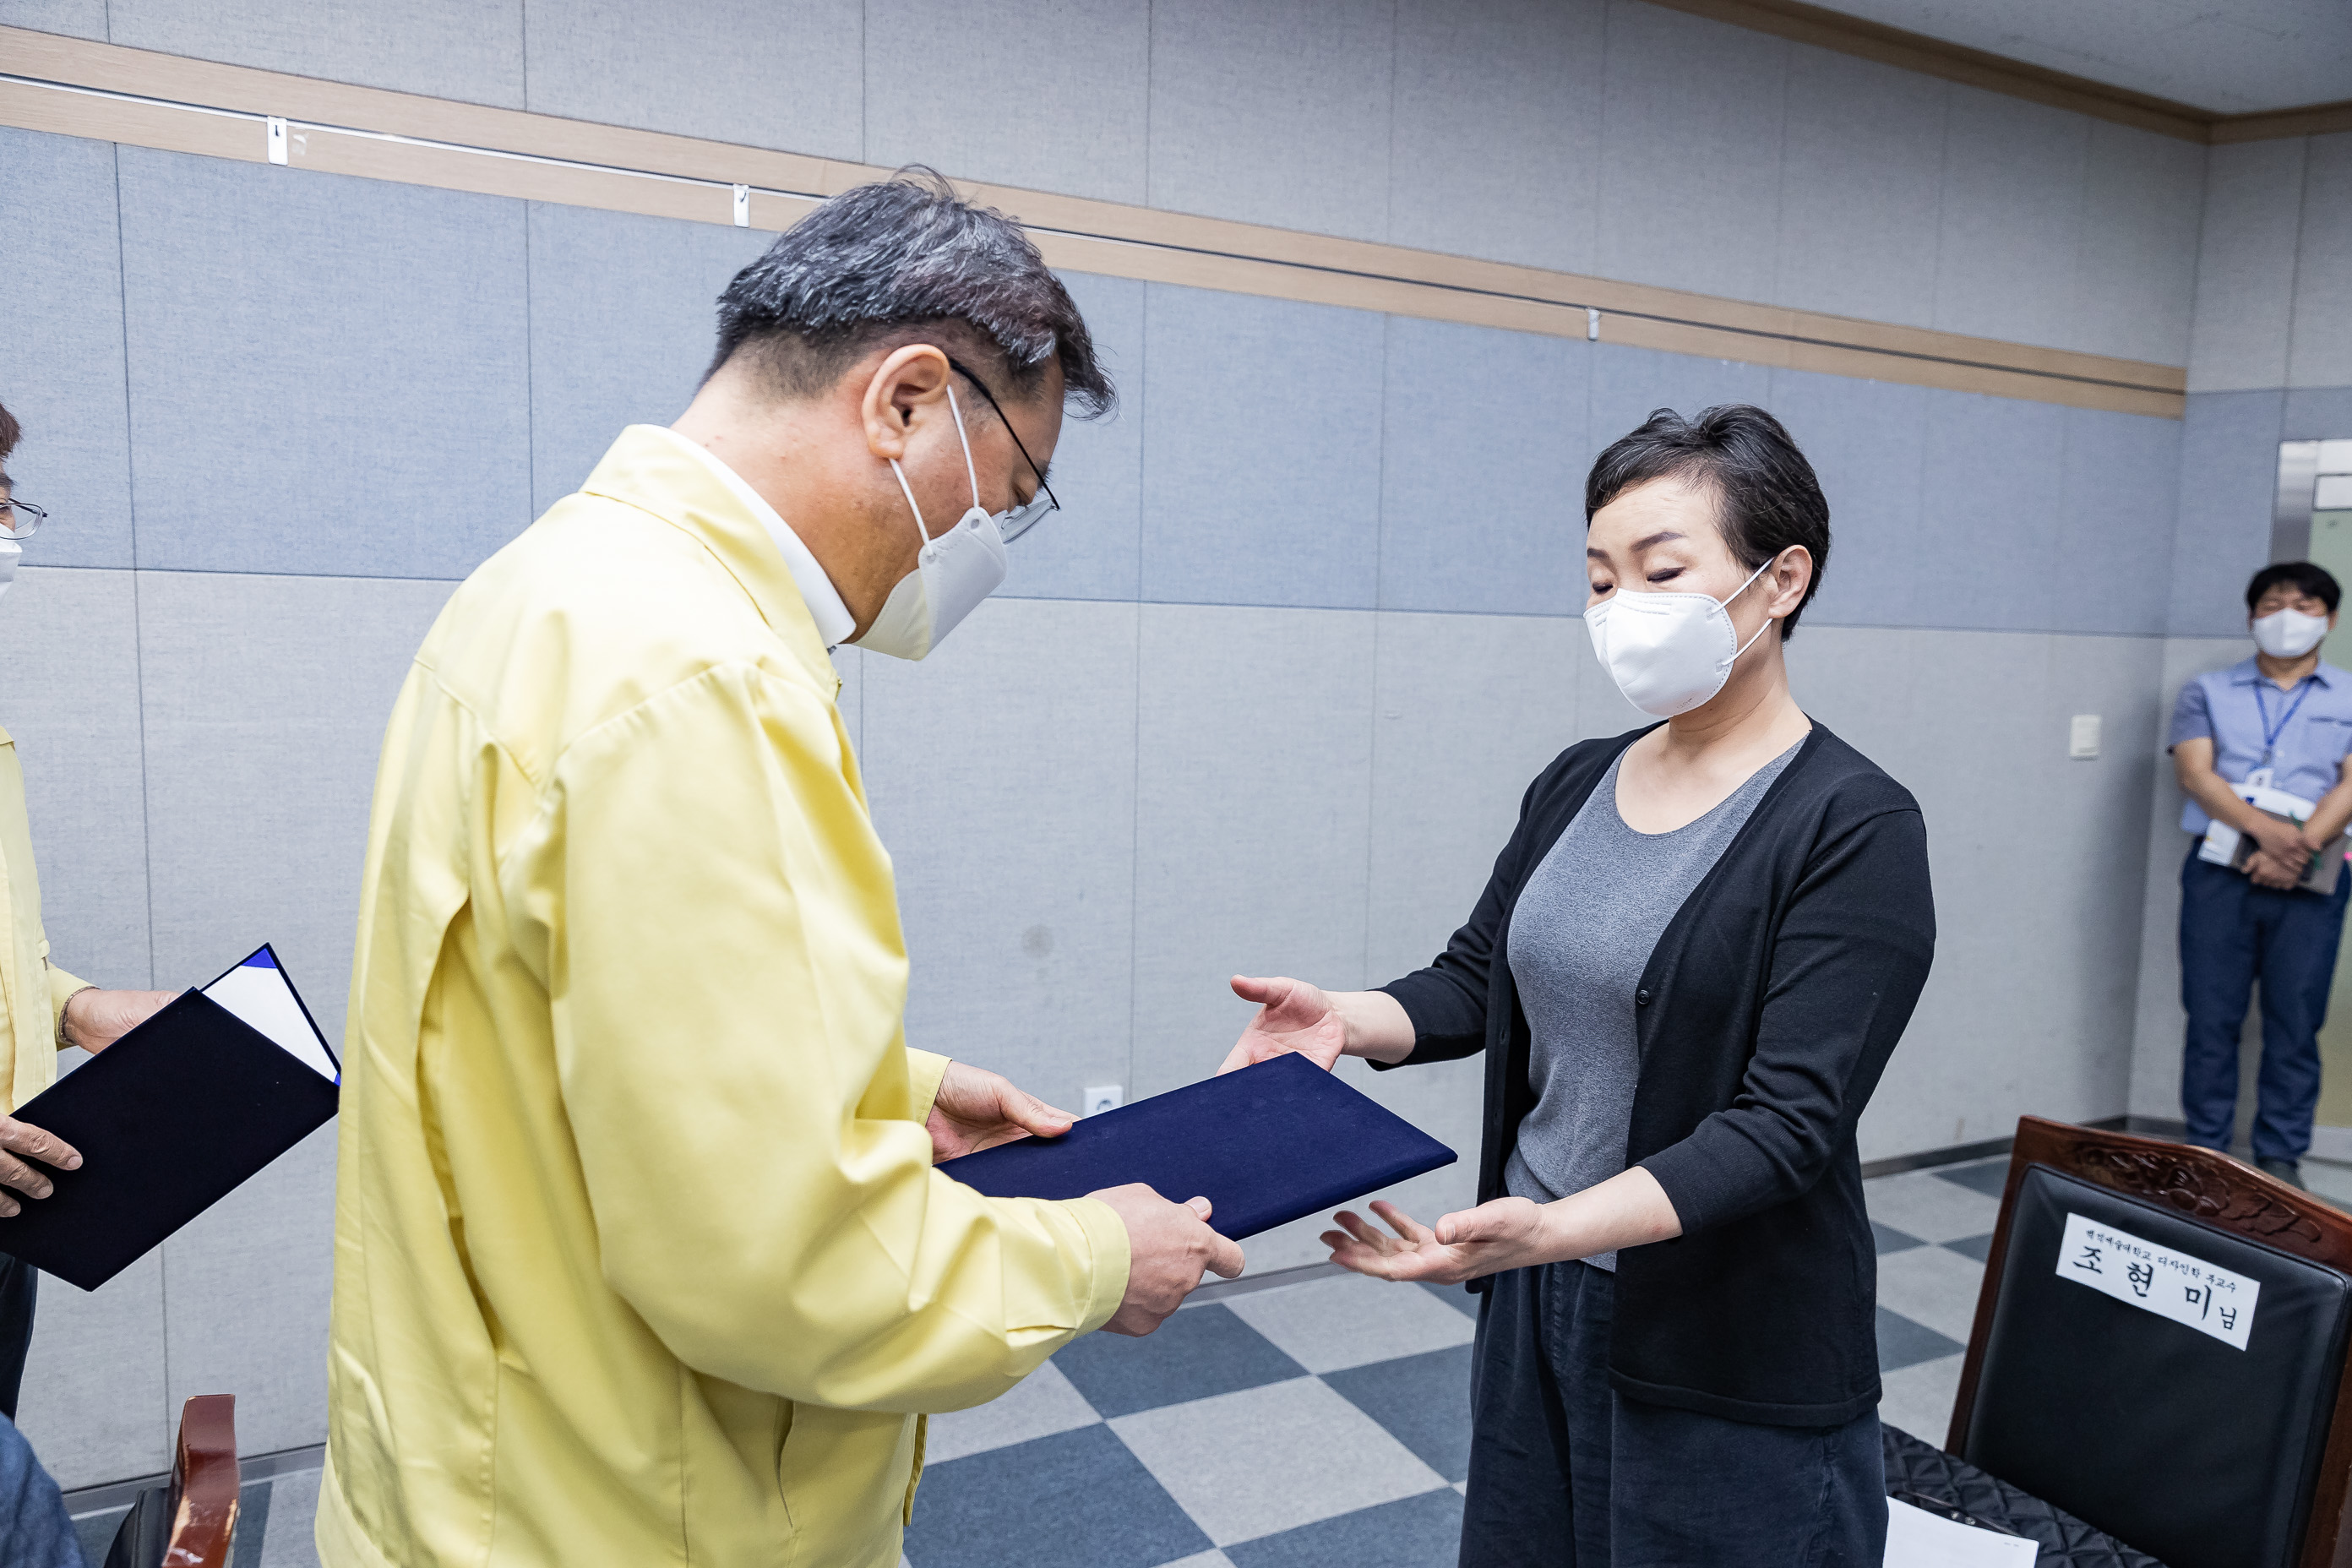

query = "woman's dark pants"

[1459,1260,1886,1567]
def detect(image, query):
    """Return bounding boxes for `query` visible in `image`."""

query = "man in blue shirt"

[2169,563,2352,1188]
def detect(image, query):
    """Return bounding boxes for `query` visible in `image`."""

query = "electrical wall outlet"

[1082,1085,1124,1116]
[2069,714,2102,760]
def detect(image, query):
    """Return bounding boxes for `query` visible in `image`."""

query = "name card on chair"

[2055,1211,2260,1350]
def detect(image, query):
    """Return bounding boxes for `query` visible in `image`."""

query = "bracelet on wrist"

[57,986,99,1052]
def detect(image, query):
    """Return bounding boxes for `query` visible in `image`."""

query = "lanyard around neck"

[2254,677,2315,759]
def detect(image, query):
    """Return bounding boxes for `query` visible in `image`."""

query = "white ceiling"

[1794,0,2352,115]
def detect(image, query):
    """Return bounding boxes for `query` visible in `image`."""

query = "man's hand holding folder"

[921,1059,1245,1337]
[0,986,174,1217]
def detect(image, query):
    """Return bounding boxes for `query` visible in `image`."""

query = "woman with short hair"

[1222,405,1935,1565]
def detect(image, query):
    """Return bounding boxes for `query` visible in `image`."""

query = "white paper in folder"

[201,945,339,1082]
[1885,1497,2039,1567]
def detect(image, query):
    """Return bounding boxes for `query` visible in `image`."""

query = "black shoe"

[2257,1157,2306,1190]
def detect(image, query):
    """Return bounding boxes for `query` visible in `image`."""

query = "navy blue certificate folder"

[0,945,340,1291]
[938,1052,1456,1240]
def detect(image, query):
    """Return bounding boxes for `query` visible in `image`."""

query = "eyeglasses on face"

[943,356,1060,543]
[0,496,44,541]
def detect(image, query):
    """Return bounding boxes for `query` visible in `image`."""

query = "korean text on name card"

[2055,1211,2257,1350]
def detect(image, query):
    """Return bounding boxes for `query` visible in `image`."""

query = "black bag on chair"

[1885,1424,2163,1566]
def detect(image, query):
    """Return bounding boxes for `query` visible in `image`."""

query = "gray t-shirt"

[1503,740,1800,1269]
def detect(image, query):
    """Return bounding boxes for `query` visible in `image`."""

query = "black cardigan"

[1378,721,1935,1427]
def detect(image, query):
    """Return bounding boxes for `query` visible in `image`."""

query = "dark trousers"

[2178,847,2352,1162]
[0,1254,30,1423]
[1459,1259,1886,1567]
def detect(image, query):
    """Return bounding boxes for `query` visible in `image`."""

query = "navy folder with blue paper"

[0,945,340,1291]
[939,1052,1456,1239]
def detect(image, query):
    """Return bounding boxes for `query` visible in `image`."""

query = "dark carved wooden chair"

[102,1394,239,1568]
[1918,1116,2352,1568]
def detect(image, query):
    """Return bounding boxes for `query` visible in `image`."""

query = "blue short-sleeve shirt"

[2168,658,2352,831]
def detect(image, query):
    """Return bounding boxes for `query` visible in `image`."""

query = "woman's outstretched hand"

[1217,976,1348,1075]
[1323,1197,1554,1284]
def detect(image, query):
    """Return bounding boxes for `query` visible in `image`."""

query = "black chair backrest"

[1961,1163,2352,1568]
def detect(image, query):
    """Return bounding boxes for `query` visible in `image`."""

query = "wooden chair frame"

[163,1394,239,1566]
[1946,1117,2352,1568]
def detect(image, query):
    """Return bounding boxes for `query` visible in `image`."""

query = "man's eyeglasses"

[0,497,44,541]
[944,357,1059,543]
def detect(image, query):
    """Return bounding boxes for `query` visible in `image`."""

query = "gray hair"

[708,169,1113,418]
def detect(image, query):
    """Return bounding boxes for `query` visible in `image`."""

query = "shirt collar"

[2230,656,2334,689]
[644,426,856,649]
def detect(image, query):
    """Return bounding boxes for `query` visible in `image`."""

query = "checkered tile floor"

[901,1156,2021,1568]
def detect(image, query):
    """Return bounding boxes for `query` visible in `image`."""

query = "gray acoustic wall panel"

[1914,389,2066,633]
[520,0,863,161]
[136,570,455,1042]
[1002,272,1146,603]
[0,0,104,37]
[525,202,773,516]
[1772,46,1947,334]
[864,0,1151,206]
[1933,87,2091,354]
[14,1251,168,1489]
[2288,387,2352,441]
[1794,626,2165,1154]
[1386,0,1605,275]
[1130,604,1375,1100]
[1377,318,1586,617]
[1594,1,1788,308]
[860,597,1139,1112]
[1140,286,1385,608]
[2073,122,2206,370]
[0,568,153,989]
[2170,389,2286,638]
[1767,369,1930,631]
[1364,610,1582,988]
[2186,139,2307,394]
[2289,133,2352,392]
[2056,407,2180,636]
[0,129,133,569]
[117,151,531,580]
[1145,0,1395,244]
[162,1123,335,1457]
[106,0,524,108]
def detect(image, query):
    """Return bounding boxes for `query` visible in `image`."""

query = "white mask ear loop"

[886,382,985,553]
[943,383,981,511]
[887,460,930,550]
[1723,557,1778,662]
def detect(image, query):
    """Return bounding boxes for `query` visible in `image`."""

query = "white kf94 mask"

[1584,558,1775,718]
[852,384,1009,662]
[2253,607,2329,660]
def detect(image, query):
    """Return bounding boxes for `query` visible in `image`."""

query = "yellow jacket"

[0,727,91,1113]
[318,427,1130,1568]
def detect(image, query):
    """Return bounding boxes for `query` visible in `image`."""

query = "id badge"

[2247,766,2276,790]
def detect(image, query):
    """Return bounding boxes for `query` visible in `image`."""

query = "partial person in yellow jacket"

[318,174,1243,1568]
[0,400,177,1421]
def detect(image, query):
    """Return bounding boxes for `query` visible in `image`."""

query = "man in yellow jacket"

[0,400,177,1419]
[320,177,1243,1567]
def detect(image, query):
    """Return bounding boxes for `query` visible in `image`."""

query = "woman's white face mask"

[1583,557,1775,718]
[851,384,1009,662]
